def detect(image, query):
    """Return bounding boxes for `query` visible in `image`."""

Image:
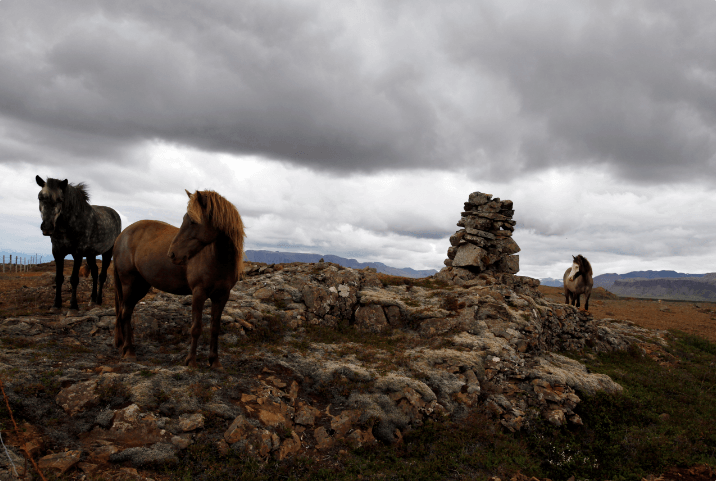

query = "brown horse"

[113,190,245,369]
[563,254,593,311]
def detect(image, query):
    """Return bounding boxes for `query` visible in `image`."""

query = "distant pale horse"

[36,176,121,315]
[563,254,593,311]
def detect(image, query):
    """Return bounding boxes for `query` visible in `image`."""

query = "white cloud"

[4,143,714,278]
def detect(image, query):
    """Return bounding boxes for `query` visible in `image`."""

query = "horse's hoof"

[66,309,80,317]
[49,307,61,314]
[122,351,137,362]
[88,302,98,308]
[210,361,224,372]
[185,358,198,369]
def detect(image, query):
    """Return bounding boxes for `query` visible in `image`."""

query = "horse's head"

[36,175,68,236]
[167,190,220,265]
[568,255,582,282]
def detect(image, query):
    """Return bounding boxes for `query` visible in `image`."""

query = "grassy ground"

[156,330,716,481]
[528,331,716,480]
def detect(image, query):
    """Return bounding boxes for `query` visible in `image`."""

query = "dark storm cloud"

[0,0,714,181]
[0,0,443,171]
[445,1,716,182]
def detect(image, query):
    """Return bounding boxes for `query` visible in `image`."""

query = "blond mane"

[187,190,246,277]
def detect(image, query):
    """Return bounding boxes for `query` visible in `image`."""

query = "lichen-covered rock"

[56,379,99,416]
[355,304,389,332]
[529,353,623,396]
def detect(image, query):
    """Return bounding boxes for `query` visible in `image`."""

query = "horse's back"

[90,205,122,254]
[114,220,190,295]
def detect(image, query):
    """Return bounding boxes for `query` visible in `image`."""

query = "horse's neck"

[60,200,94,232]
[210,233,237,266]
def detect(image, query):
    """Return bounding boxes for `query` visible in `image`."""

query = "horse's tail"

[114,263,122,321]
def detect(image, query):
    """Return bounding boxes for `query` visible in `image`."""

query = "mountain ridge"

[245,250,438,278]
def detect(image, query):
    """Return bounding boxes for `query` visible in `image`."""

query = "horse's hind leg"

[186,289,208,369]
[584,289,591,311]
[96,248,112,305]
[115,277,150,361]
[575,293,581,308]
[87,256,99,306]
[208,290,230,370]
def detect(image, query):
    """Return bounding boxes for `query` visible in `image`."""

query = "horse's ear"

[572,255,576,260]
[59,179,68,191]
[185,189,192,199]
[35,175,45,187]
[195,191,207,209]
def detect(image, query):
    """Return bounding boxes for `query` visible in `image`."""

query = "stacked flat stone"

[444,191,520,274]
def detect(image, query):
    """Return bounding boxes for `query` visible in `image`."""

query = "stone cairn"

[445,191,520,274]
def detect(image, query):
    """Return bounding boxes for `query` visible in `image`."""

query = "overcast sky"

[1,0,715,279]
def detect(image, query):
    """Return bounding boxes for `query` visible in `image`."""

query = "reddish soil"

[0,261,119,317]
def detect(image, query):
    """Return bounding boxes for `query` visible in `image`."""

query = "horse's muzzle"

[167,250,187,265]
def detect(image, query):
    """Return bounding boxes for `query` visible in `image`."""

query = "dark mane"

[65,182,90,209]
[575,254,592,276]
[45,177,90,207]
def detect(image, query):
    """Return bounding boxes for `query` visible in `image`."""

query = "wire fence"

[1,255,44,274]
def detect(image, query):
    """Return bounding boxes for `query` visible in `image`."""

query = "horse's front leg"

[186,290,208,369]
[87,256,99,306]
[50,254,65,314]
[68,254,83,315]
[574,293,581,308]
[208,291,230,370]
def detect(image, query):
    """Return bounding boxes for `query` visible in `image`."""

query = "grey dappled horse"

[36,176,122,315]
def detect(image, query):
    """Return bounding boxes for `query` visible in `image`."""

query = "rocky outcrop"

[0,257,669,478]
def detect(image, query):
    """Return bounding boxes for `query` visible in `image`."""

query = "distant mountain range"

[608,273,716,302]
[245,250,438,279]
[593,270,707,290]
[540,270,716,302]
[0,248,438,278]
